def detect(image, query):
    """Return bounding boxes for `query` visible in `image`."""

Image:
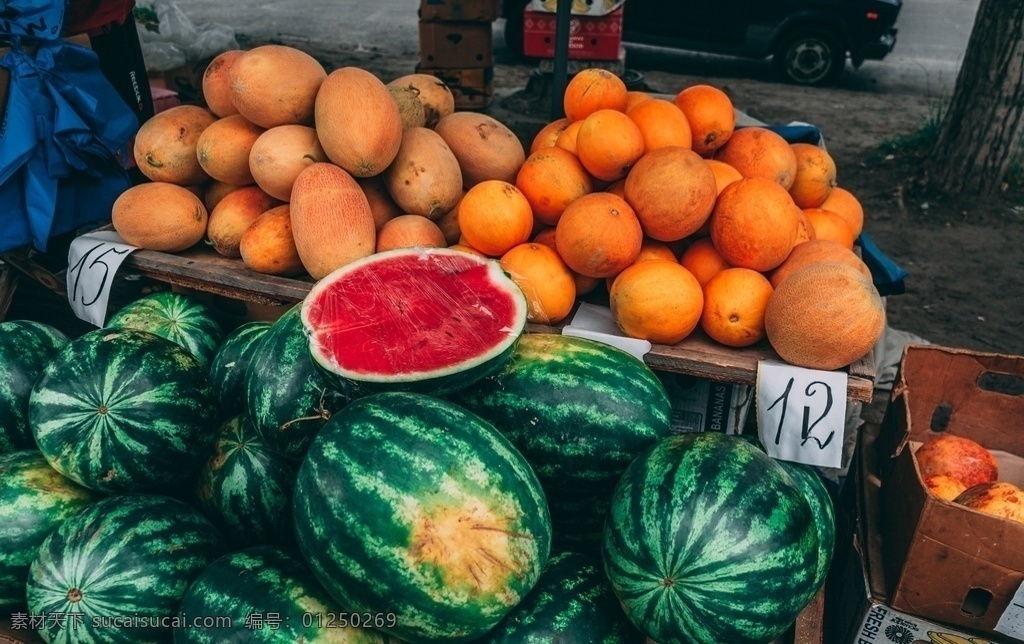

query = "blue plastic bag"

[0,39,138,252]
[0,0,64,41]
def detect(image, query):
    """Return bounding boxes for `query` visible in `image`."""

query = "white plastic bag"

[135,0,239,72]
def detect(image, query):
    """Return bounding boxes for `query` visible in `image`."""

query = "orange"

[533,227,602,295]
[714,126,799,189]
[789,143,837,208]
[819,187,864,238]
[606,238,677,291]
[705,159,743,195]
[625,90,653,111]
[563,69,628,122]
[624,146,717,241]
[710,178,799,271]
[803,208,855,249]
[575,110,645,182]
[554,120,584,156]
[458,180,534,257]
[500,243,577,324]
[555,192,643,278]
[795,208,817,245]
[531,118,571,154]
[673,84,735,157]
[448,243,487,258]
[610,260,704,344]
[626,98,692,152]
[679,237,731,287]
[375,214,447,252]
[769,238,872,289]
[606,179,626,198]
[700,268,774,347]
[515,147,594,227]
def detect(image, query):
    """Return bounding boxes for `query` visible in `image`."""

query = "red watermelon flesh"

[301,247,528,395]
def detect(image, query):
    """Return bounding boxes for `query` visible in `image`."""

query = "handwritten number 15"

[767,378,835,450]
[69,243,131,307]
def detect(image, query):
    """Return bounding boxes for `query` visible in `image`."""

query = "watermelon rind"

[194,415,297,548]
[0,451,99,611]
[28,328,219,494]
[778,460,836,594]
[300,247,528,397]
[294,391,551,643]
[26,494,225,644]
[483,551,645,643]
[244,306,346,461]
[207,321,271,417]
[107,291,224,370]
[175,545,393,643]
[0,321,69,454]
[602,432,818,644]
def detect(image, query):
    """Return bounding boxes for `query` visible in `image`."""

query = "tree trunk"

[927,0,1024,196]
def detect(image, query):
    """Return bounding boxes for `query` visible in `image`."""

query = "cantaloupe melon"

[387,85,428,131]
[112,183,208,252]
[289,163,376,279]
[229,45,327,128]
[386,73,455,128]
[248,125,328,201]
[202,50,243,118]
[383,127,463,220]
[434,112,526,188]
[239,205,305,276]
[134,106,217,185]
[315,67,403,178]
[206,186,281,258]
[357,176,404,232]
[196,115,264,186]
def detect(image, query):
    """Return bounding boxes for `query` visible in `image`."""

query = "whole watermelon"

[27,495,225,643]
[294,392,551,642]
[28,328,218,494]
[107,291,224,370]
[194,415,297,548]
[778,461,836,593]
[207,321,271,416]
[176,546,393,643]
[484,551,644,643]
[602,432,819,644]
[0,321,69,453]
[0,451,99,611]
[244,306,345,460]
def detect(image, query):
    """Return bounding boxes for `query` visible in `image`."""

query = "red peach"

[915,435,998,489]
[923,474,968,502]
[954,482,1024,524]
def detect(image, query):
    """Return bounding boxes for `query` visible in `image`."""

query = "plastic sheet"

[134,0,238,72]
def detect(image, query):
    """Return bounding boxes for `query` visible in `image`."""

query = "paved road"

[168,0,979,96]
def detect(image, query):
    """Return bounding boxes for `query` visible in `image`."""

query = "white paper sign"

[66,231,138,327]
[996,579,1024,639]
[756,360,847,468]
[561,302,652,361]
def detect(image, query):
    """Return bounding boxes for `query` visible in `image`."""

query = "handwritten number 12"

[767,378,835,450]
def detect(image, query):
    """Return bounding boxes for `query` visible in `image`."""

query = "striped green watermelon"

[0,321,70,453]
[27,494,225,643]
[208,321,271,416]
[545,483,616,555]
[244,306,346,460]
[28,328,218,494]
[0,451,99,611]
[778,461,836,592]
[176,546,393,643]
[195,415,297,548]
[602,432,818,644]
[301,247,527,397]
[294,392,551,643]
[450,334,672,487]
[483,551,644,643]
[107,292,224,370]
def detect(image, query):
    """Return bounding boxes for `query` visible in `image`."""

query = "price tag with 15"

[65,230,138,328]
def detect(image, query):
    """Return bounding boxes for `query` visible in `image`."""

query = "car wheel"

[773,28,846,86]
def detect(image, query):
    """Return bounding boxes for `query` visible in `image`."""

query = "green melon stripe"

[107,293,224,369]
[453,334,671,485]
[0,322,69,453]
[603,435,817,644]
[780,462,836,591]
[176,546,388,644]
[208,321,271,414]
[27,496,224,643]
[295,393,550,642]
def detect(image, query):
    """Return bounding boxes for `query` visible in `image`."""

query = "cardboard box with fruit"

[879,344,1024,640]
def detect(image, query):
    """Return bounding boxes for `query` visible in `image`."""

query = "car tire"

[773,28,846,86]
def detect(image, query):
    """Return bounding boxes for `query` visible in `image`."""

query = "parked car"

[502,0,902,86]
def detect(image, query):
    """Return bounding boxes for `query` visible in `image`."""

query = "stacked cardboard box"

[522,0,626,73]
[418,0,499,110]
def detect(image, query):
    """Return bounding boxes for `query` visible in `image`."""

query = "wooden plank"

[0,249,66,299]
[792,584,826,644]
[0,264,18,321]
[119,244,875,402]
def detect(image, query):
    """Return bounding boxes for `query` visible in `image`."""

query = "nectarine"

[923,475,968,502]
[954,482,1024,524]
[915,435,998,489]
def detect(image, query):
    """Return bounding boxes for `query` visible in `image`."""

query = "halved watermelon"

[301,247,528,396]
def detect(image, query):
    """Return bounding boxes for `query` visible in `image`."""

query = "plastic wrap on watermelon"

[300,247,528,397]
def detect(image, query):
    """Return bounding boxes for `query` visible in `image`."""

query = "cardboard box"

[826,422,1008,644]
[522,5,623,61]
[419,0,500,22]
[528,0,625,17]
[418,66,494,111]
[419,21,493,69]
[878,345,1024,640]
[656,372,753,435]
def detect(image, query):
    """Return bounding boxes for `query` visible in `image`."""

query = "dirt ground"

[9,41,1023,357]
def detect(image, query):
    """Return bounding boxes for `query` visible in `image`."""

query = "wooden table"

[119,245,876,402]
